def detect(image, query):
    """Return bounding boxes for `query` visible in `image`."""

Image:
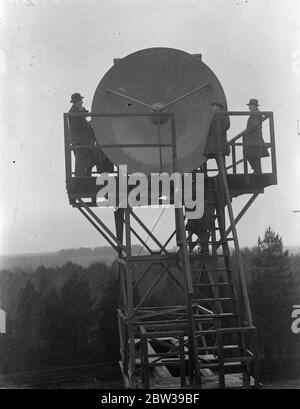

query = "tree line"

[235,227,300,380]
[0,262,120,374]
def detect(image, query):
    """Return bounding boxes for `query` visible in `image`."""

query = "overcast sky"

[0,0,300,255]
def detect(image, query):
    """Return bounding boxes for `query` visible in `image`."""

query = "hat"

[211,102,224,109]
[70,92,84,103]
[247,98,260,106]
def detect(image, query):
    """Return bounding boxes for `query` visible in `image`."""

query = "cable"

[137,207,167,256]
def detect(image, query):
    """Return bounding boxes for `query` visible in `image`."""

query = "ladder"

[118,158,259,389]
[185,161,259,388]
[138,168,259,388]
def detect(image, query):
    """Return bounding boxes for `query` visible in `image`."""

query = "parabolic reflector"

[91,47,227,174]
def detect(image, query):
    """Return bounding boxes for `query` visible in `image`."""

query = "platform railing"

[63,111,175,187]
[227,111,276,177]
[206,111,277,183]
[64,110,277,191]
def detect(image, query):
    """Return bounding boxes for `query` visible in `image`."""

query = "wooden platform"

[226,173,276,197]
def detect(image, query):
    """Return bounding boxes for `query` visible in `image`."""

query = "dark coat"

[243,113,269,158]
[68,104,114,172]
[68,105,95,146]
[204,111,230,158]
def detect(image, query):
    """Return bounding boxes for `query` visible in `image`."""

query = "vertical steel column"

[124,208,136,381]
[253,329,260,388]
[170,114,201,385]
[269,113,277,184]
[218,155,253,326]
[217,332,225,388]
[115,207,125,258]
[63,114,72,186]
[232,143,237,174]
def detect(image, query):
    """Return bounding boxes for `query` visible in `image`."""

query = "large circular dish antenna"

[91,47,227,174]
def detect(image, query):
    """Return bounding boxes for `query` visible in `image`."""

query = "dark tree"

[39,287,64,366]
[14,279,41,370]
[249,227,298,379]
[97,276,120,361]
[59,272,95,363]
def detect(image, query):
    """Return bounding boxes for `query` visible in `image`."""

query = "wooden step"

[223,357,253,363]
[191,268,230,272]
[199,362,242,369]
[191,312,236,319]
[195,326,256,335]
[192,297,232,303]
[197,345,240,352]
[192,282,231,287]
[198,357,253,370]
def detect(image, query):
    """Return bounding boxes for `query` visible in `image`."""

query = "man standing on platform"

[68,92,113,178]
[243,98,269,174]
[203,102,231,161]
[187,102,230,253]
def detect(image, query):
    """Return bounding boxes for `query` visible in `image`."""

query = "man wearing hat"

[243,98,269,174]
[187,102,230,250]
[68,93,113,178]
[203,102,231,160]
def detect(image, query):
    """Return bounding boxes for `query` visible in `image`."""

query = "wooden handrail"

[228,129,246,145]
[217,156,253,326]
[227,112,270,145]
[226,158,245,170]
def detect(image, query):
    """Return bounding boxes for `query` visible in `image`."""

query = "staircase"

[185,164,259,388]
[134,162,260,389]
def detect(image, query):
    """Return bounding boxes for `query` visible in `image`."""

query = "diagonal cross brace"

[130,209,169,255]
[76,198,126,253]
